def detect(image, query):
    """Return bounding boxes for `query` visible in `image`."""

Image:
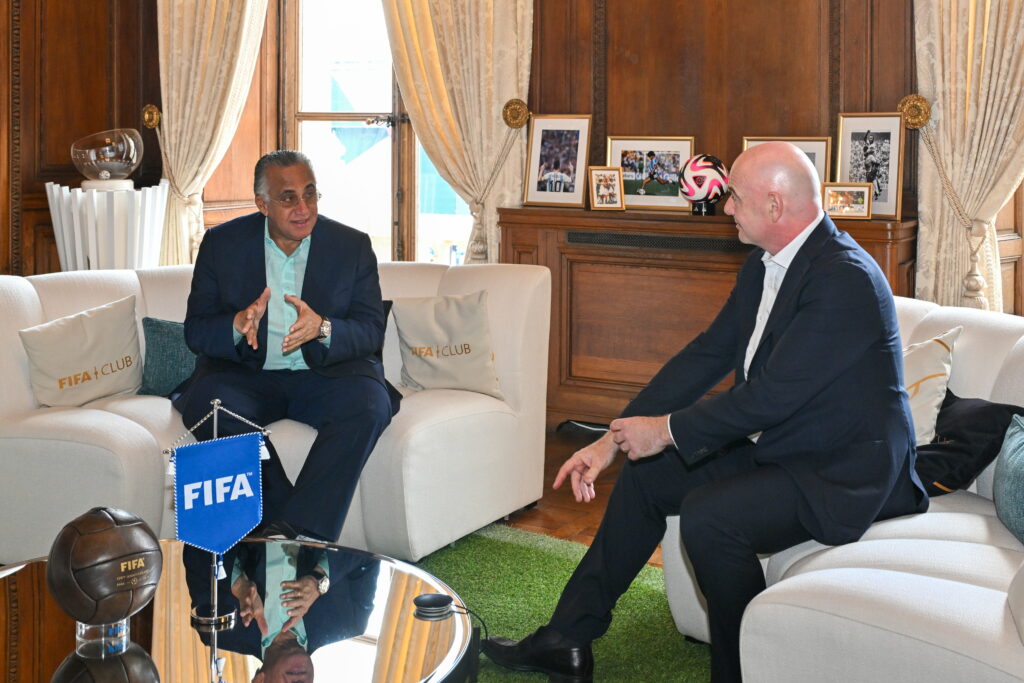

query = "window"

[283,0,471,264]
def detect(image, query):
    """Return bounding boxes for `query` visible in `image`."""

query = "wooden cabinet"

[499,206,917,427]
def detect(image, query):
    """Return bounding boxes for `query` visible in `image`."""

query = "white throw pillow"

[903,326,962,445]
[391,290,504,400]
[18,295,142,407]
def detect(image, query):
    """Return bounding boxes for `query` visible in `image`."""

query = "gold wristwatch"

[317,316,331,340]
[310,566,329,595]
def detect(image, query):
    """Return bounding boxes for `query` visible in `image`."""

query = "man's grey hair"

[253,150,316,198]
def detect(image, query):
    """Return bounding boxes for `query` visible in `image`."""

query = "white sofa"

[662,296,1024,682]
[0,262,550,565]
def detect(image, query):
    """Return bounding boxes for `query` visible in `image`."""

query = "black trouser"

[547,443,814,683]
[175,367,392,542]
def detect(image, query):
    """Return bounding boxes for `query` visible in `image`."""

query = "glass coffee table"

[0,539,476,682]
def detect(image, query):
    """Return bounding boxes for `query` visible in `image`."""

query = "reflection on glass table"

[178,539,472,682]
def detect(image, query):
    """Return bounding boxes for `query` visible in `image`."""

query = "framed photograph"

[742,136,832,183]
[523,115,592,207]
[588,166,626,210]
[822,182,873,220]
[606,136,695,210]
[836,113,905,219]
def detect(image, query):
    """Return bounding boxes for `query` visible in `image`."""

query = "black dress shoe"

[482,626,594,682]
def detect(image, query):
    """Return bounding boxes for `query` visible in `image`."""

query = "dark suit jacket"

[180,211,400,411]
[622,217,928,545]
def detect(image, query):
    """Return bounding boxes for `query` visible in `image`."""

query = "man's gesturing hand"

[282,294,322,353]
[552,431,619,503]
[609,416,673,460]
[231,574,269,635]
[279,576,319,632]
[233,287,271,350]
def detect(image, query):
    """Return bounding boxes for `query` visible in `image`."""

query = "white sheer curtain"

[382,0,532,263]
[155,0,268,265]
[914,0,1024,309]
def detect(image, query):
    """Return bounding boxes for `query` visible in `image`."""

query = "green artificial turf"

[418,524,711,682]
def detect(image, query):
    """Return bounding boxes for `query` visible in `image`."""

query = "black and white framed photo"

[742,136,832,183]
[523,115,592,207]
[822,182,873,220]
[606,136,695,210]
[836,113,905,219]
[588,166,626,210]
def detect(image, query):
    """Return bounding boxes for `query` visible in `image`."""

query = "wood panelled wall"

[529,0,918,208]
[0,0,161,276]
[0,0,1019,313]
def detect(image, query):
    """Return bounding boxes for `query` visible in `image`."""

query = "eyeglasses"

[268,189,321,208]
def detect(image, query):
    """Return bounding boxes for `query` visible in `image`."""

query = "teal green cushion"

[138,317,196,397]
[993,414,1024,544]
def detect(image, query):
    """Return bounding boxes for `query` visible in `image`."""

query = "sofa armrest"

[0,408,166,563]
[741,567,1024,682]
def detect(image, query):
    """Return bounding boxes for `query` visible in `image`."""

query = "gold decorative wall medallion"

[898,94,930,129]
[502,98,530,129]
[142,104,161,129]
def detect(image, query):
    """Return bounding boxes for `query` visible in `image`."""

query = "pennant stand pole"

[166,399,271,683]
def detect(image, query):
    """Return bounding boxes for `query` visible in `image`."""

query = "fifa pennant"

[173,432,263,554]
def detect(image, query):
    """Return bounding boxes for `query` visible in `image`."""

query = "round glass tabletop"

[0,539,474,682]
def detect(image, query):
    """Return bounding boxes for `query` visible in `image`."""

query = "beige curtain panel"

[149,542,256,680]
[915,0,1024,310]
[383,0,533,263]
[155,0,268,265]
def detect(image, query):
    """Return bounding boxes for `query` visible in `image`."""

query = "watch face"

[318,576,330,594]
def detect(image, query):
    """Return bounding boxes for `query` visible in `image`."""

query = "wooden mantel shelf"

[498,206,918,428]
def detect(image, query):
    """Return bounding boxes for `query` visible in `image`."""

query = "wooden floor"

[500,423,663,568]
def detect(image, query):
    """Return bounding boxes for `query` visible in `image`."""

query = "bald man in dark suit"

[483,142,928,683]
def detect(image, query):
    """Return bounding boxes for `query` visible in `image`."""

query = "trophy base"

[191,605,238,633]
[81,179,135,191]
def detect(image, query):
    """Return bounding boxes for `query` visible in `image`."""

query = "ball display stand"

[75,620,129,658]
[166,399,270,683]
[46,505,163,667]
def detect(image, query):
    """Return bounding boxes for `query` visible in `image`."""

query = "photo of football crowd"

[616,149,682,197]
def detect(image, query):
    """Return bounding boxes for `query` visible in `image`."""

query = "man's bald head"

[736,142,821,206]
[724,141,823,254]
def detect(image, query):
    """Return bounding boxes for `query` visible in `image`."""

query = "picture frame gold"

[588,166,626,210]
[606,136,695,211]
[836,113,905,219]
[523,115,592,207]
[822,182,873,220]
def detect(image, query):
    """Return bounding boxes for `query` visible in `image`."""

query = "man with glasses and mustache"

[174,150,400,544]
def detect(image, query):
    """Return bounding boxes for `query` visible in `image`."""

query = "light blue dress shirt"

[233,219,330,368]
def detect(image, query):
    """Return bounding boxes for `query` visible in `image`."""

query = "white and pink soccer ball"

[680,154,729,204]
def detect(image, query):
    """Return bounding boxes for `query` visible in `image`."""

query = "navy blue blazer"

[623,217,928,545]
[181,211,399,411]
